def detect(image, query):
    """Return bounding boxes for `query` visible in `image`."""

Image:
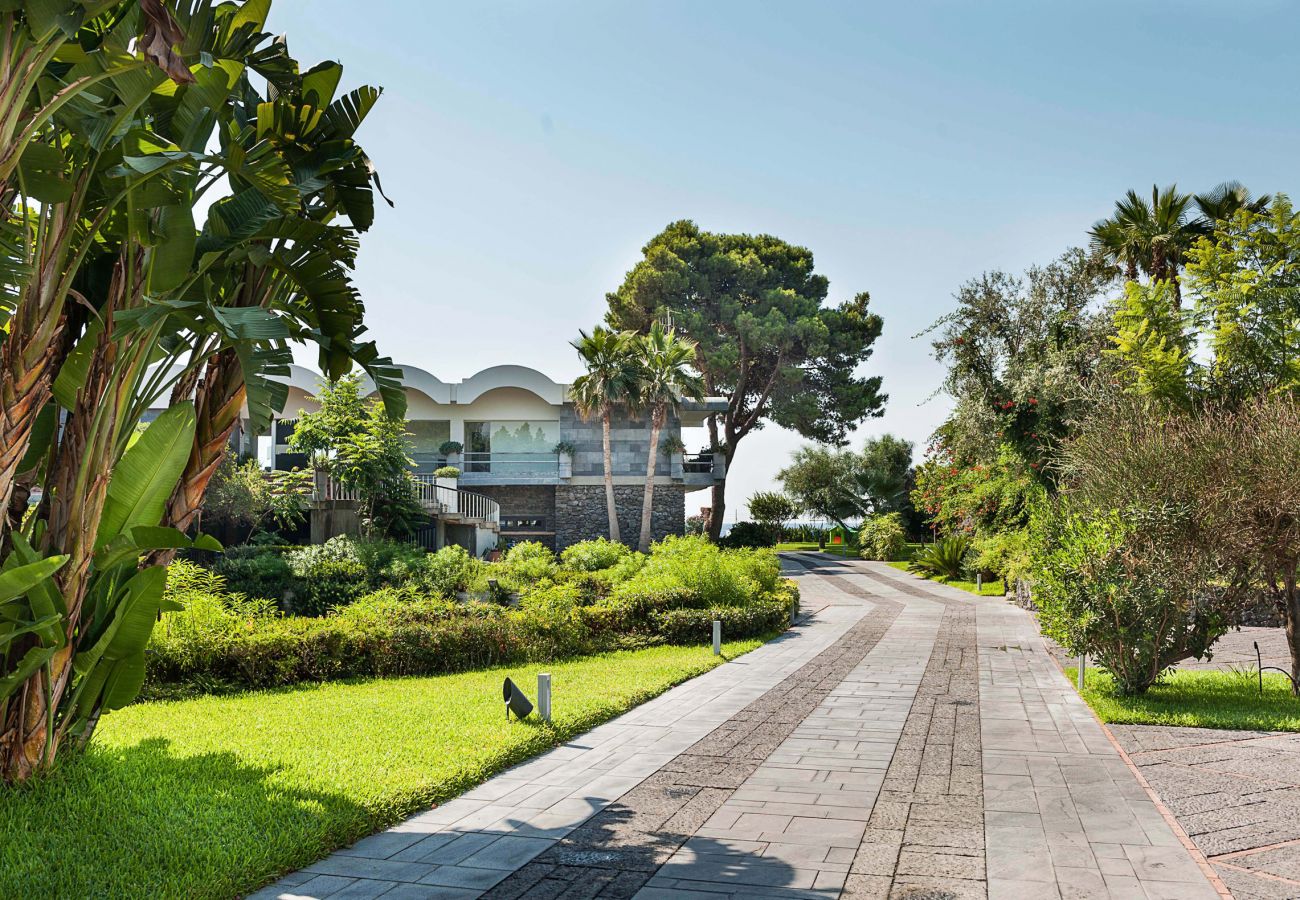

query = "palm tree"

[1091,185,1199,305]
[1193,181,1271,230]
[632,323,704,553]
[571,328,641,543]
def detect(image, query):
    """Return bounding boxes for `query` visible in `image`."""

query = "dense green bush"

[286,537,369,615]
[651,601,792,644]
[858,513,906,561]
[1030,503,1232,695]
[561,538,631,572]
[212,548,296,603]
[908,534,972,581]
[406,544,483,597]
[615,536,780,607]
[972,530,1029,584]
[719,521,777,549]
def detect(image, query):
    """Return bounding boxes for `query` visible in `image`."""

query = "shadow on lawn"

[0,736,370,899]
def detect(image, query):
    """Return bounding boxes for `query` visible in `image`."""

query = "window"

[465,420,558,474]
[406,420,452,469]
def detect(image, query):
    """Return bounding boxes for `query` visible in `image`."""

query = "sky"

[268,0,1298,523]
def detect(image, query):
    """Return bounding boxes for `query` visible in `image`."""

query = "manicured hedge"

[149,537,799,695]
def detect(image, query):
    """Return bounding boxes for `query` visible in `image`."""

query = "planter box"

[436,477,458,513]
[558,451,573,479]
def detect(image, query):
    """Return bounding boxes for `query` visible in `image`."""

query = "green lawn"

[885,560,1007,596]
[1068,667,1300,731]
[775,541,856,558]
[0,638,765,899]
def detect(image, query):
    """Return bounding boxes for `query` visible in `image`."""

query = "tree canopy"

[605,220,885,537]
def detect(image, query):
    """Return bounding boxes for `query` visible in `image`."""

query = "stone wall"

[562,407,682,478]
[555,484,685,550]
[468,485,557,549]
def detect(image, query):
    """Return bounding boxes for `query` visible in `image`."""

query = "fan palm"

[1193,181,1272,230]
[632,323,704,552]
[571,328,641,543]
[1091,185,1199,306]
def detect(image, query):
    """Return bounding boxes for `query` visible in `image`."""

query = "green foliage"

[289,374,424,538]
[560,538,631,572]
[911,444,1043,535]
[777,434,914,533]
[1029,503,1230,695]
[432,466,461,479]
[203,454,310,538]
[907,534,973,581]
[404,544,483,598]
[1106,280,1194,406]
[1187,195,1300,403]
[719,521,778,549]
[211,550,295,604]
[147,535,794,694]
[747,491,799,536]
[438,441,463,455]
[971,530,1030,583]
[285,537,368,616]
[606,222,885,449]
[858,513,906,561]
[924,248,1115,469]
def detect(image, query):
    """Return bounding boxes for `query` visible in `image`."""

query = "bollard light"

[503,677,533,720]
[537,673,552,724]
[976,573,983,592]
[1076,654,1086,691]
[712,620,722,656]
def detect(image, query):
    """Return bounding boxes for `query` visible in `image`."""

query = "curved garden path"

[254,556,1223,900]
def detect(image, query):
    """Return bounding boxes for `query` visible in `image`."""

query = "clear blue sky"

[270,0,1298,521]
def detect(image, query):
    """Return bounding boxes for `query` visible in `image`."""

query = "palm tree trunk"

[638,408,663,553]
[601,408,619,543]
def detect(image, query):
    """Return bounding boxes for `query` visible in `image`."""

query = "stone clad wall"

[562,407,680,478]
[555,484,685,550]
[468,485,557,549]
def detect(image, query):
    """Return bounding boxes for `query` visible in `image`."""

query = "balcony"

[458,451,562,485]
[675,451,726,486]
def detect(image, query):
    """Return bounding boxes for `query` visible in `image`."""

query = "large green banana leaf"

[94,402,196,551]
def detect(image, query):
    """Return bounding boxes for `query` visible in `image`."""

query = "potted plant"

[553,440,576,478]
[438,440,463,468]
[661,434,687,479]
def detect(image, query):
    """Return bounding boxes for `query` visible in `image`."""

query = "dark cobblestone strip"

[837,564,986,900]
[482,560,903,899]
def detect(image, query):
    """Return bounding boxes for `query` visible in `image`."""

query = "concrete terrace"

[254,556,1223,900]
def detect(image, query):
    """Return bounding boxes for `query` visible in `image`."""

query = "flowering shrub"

[911,444,1042,535]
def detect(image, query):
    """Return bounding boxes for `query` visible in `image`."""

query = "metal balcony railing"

[314,472,499,527]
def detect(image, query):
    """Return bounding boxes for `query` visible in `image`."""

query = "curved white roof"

[285,363,568,406]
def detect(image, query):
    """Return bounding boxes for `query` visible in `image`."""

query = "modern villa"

[247,364,726,554]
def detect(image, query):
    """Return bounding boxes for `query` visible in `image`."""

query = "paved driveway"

[254,556,1222,899]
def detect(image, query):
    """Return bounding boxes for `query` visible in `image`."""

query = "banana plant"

[0,0,193,554]
[0,402,218,778]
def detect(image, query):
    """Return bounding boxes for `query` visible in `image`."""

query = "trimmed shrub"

[651,599,794,644]
[148,535,800,695]
[858,513,906,561]
[212,549,295,603]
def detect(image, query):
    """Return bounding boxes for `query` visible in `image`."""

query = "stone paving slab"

[1110,724,1300,899]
